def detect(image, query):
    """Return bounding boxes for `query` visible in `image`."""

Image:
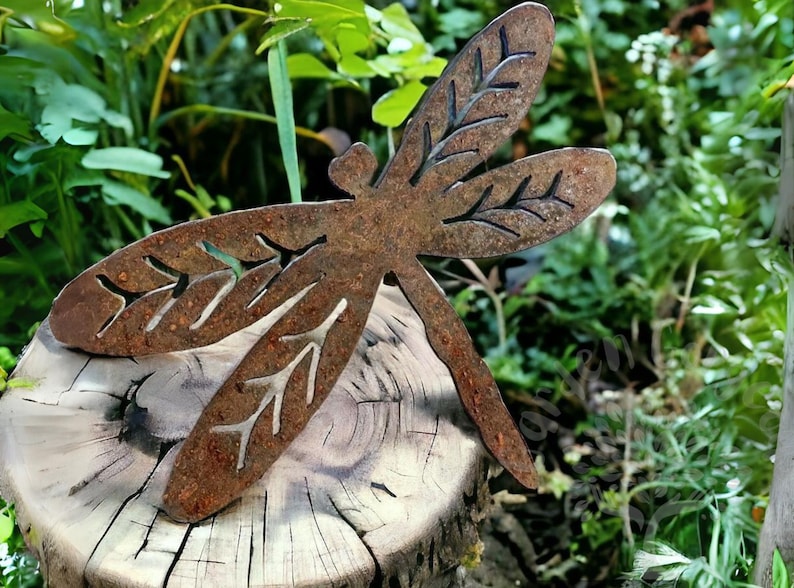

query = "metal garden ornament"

[49,3,617,523]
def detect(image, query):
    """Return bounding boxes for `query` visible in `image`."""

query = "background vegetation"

[0,0,792,586]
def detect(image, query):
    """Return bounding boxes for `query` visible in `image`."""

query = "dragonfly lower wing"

[162,269,382,522]
[395,259,538,489]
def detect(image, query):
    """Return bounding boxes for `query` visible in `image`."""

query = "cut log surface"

[0,284,490,587]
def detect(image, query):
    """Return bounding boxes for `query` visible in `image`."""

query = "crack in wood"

[163,524,194,587]
[370,482,397,499]
[304,478,340,582]
[327,495,381,586]
[64,357,92,396]
[133,514,157,559]
[422,416,441,482]
[84,464,165,578]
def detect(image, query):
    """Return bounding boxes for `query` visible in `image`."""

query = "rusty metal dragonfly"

[49,2,616,522]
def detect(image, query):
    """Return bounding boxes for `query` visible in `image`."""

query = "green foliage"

[453,0,794,584]
[261,0,446,128]
[0,1,189,349]
[0,500,39,588]
[0,1,478,580]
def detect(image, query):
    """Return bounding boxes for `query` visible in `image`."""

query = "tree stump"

[0,284,490,587]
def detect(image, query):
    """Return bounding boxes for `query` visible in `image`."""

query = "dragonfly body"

[49,3,617,522]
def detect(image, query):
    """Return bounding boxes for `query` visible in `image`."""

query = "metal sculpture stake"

[49,2,616,523]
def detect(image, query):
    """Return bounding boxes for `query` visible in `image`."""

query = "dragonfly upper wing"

[395,259,537,489]
[163,266,382,522]
[420,148,616,258]
[49,201,352,356]
[376,3,554,195]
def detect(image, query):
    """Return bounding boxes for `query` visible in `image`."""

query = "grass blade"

[268,40,302,203]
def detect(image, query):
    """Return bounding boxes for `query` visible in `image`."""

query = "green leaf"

[269,41,302,203]
[336,27,370,56]
[63,170,106,190]
[256,19,311,54]
[286,53,341,80]
[377,40,431,68]
[745,127,782,141]
[36,79,132,143]
[29,220,46,238]
[0,509,13,543]
[100,180,172,225]
[82,148,170,179]
[101,110,134,137]
[0,57,45,94]
[372,80,426,128]
[2,0,74,40]
[338,54,378,78]
[275,0,367,24]
[0,103,32,142]
[604,110,623,143]
[532,114,573,145]
[275,0,368,48]
[0,348,15,372]
[62,127,99,146]
[379,3,423,44]
[403,57,447,80]
[38,104,77,144]
[774,549,791,588]
[438,8,485,39]
[8,28,99,91]
[0,201,48,238]
[684,225,721,244]
[38,81,106,122]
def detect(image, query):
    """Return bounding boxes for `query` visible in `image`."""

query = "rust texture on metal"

[49,2,617,523]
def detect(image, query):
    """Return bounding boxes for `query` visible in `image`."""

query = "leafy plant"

[0,500,39,588]
[260,0,447,130]
[455,0,793,584]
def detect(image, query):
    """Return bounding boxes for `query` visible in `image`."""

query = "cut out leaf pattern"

[163,269,380,522]
[49,3,617,523]
[422,148,616,258]
[377,4,554,194]
[50,202,347,355]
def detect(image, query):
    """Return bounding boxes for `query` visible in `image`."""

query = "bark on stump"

[0,284,490,587]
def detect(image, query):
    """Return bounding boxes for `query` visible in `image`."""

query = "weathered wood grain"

[756,92,794,587]
[0,284,490,587]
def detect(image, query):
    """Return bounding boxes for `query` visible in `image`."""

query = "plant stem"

[49,169,79,273]
[156,104,328,145]
[205,17,260,68]
[148,4,269,138]
[114,206,143,241]
[620,388,635,550]
[5,234,54,298]
[462,259,506,349]
[676,254,699,332]
[574,1,607,124]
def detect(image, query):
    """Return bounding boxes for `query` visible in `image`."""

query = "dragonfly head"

[328,142,379,200]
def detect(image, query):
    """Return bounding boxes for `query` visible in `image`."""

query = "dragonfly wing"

[376,3,554,195]
[395,259,537,488]
[163,267,382,522]
[420,148,616,258]
[49,201,353,355]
